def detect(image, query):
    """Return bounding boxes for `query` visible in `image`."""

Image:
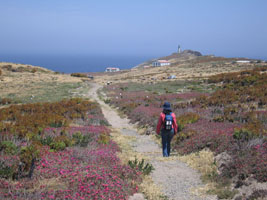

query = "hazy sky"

[1,0,267,59]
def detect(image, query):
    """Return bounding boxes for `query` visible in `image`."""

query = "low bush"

[209,187,237,199]
[233,128,254,141]
[0,141,18,155]
[72,131,92,147]
[176,112,200,132]
[199,67,267,108]
[49,141,66,151]
[0,98,12,105]
[0,163,13,179]
[223,141,267,183]
[54,135,72,147]
[19,144,41,172]
[104,98,111,104]
[98,133,110,145]
[0,98,97,138]
[0,159,17,179]
[128,158,154,175]
[70,73,87,78]
[2,65,12,71]
[40,135,53,146]
[31,68,37,73]
[173,129,198,143]
[175,130,234,155]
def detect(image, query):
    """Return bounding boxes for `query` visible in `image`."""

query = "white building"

[236,60,250,63]
[105,67,120,72]
[152,60,170,67]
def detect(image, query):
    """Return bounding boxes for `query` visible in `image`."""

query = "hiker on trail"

[156,102,178,157]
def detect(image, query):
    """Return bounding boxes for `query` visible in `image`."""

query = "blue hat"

[163,102,171,110]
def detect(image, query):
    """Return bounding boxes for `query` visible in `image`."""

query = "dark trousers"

[161,129,174,157]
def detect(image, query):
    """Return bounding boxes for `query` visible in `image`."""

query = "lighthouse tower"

[178,45,181,53]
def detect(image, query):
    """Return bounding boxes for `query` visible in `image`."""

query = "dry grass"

[140,176,167,200]
[34,177,68,192]
[93,61,263,85]
[0,62,90,103]
[179,149,216,176]
[178,149,218,197]
[110,128,143,163]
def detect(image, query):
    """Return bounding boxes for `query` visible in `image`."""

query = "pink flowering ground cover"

[0,126,141,200]
[174,119,239,154]
[0,100,143,200]
[104,79,267,187]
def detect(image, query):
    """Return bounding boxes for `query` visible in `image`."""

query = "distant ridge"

[160,50,202,60]
[133,49,202,69]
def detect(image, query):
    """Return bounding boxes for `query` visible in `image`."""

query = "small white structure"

[105,67,120,72]
[236,60,250,63]
[152,60,170,67]
[178,45,181,53]
[168,75,176,79]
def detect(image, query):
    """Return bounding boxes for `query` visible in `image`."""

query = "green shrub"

[128,158,154,175]
[176,112,200,132]
[80,135,91,147]
[72,131,83,143]
[174,129,198,143]
[31,68,37,73]
[53,135,73,148]
[233,128,253,141]
[98,133,110,145]
[40,136,53,146]
[0,141,18,155]
[233,120,266,141]
[0,161,15,179]
[72,132,92,147]
[26,132,39,141]
[50,141,66,151]
[104,99,111,104]
[208,187,238,199]
[243,120,266,136]
[49,120,64,128]
[70,73,87,78]
[20,144,40,171]
[100,119,110,126]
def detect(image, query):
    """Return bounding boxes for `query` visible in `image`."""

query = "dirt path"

[87,83,216,200]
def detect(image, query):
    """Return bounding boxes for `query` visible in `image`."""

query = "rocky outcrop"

[215,152,267,200]
[233,177,267,200]
[214,152,233,175]
[182,50,202,56]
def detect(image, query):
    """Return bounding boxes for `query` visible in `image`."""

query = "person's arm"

[156,113,163,134]
[172,113,178,134]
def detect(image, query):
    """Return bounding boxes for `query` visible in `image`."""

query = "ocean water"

[0,54,153,73]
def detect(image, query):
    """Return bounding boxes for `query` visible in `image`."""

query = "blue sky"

[0,0,267,59]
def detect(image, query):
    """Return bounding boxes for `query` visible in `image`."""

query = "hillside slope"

[0,62,88,104]
[94,53,263,84]
[134,49,203,69]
